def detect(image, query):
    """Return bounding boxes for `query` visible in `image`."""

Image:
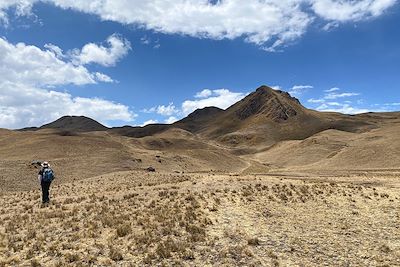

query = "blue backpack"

[42,168,55,182]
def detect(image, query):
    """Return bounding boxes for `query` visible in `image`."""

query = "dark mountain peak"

[185,106,224,120]
[255,85,301,104]
[40,116,108,132]
[255,85,274,93]
[228,85,305,122]
[173,107,224,132]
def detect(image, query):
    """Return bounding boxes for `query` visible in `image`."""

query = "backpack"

[42,168,55,182]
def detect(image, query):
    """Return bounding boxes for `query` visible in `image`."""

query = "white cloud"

[165,116,178,124]
[0,36,125,87]
[384,102,400,106]
[70,34,131,67]
[272,84,313,96]
[140,35,161,49]
[182,89,246,115]
[322,21,339,31]
[144,103,179,116]
[43,43,64,58]
[311,0,397,21]
[0,36,133,129]
[0,37,97,86]
[308,98,325,103]
[0,83,136,129]
[1,1,396,51]
[324,87,340,92]
[195,89,213,98]
[271,85,283,90]
[308,86,368,114]
[143,88,247,121]
[156,103,178,116]
[140,36,151,45]
[324,92,360,99]
[141,119,158,126]
[94,72,114,83]
[316,102,370,114]
[288,85,313,96]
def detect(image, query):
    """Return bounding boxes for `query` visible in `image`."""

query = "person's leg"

[41,182,46,203]
[43,182,50,203]
[46,182,52,202]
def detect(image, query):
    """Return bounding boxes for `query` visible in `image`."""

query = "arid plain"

[0,86,399,266]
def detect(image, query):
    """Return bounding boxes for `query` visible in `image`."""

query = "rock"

[146,166,156,172]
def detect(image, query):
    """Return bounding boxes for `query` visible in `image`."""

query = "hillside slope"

[250,113,400,170]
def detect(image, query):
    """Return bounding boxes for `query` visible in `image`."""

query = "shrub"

[116,223,132,237]
[247,237,260,246]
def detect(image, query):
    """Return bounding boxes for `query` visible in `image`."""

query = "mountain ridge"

[13,86,397,148]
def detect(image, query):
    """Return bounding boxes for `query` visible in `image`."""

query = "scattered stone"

[146,166,156,172]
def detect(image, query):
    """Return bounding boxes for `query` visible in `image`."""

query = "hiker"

[38,161,55,204]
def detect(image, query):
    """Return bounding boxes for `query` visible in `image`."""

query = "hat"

[41,161,50,167]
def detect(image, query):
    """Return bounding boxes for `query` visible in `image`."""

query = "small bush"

[109,246,123,261]
[116,223,132,237]
[248,237,260,246]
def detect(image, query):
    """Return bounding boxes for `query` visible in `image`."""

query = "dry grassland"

[0,171,399,266]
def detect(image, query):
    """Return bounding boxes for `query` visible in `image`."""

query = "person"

[38,161,55,204]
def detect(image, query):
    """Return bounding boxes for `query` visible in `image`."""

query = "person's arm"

[38,170,43,183]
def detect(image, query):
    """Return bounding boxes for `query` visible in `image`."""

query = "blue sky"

[0,1,399,129]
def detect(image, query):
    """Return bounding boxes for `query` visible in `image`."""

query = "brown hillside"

[192,86,373,149]
[39,116,108,132]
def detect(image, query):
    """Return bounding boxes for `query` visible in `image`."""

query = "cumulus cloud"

[195,89,213,98]
[70,34,131,67]
[1,0,397,51]
[182,89,247,115]
[0,36,125,86]
[0,83,136,129]
[0,36,134,129]
[311,0,397,21]
[142,88,247,123]
[0,37,97,86]
[143,103,179,116]
[94,72,114,83]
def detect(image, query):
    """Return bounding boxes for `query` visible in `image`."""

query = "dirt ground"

[0,170,399,266]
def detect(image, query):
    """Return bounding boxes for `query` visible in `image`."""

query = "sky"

[0,0,399,129]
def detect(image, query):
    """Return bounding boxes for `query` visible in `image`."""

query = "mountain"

[26,86,375,146]
[40,116,108,132]
[173,107,224,132]
[227,86,303,121]
[172,86,374,149]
